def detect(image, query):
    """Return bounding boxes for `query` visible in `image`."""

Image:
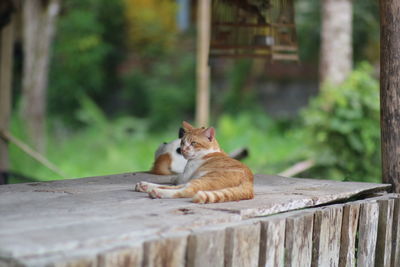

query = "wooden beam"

[0,15,15,185]
[380,0,400,193]
[195,0,211,127]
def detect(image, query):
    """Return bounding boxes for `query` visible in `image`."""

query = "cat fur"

[149,128,248,177]
[137,121,254,203]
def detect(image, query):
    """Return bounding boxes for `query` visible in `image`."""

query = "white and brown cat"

[149,128,186,175]
[136,121,254,203]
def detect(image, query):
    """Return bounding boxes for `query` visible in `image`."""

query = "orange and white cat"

[135,121,254,203]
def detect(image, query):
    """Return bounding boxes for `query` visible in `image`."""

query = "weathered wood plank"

[186,227,225,267]
[391,197,400,267]
[357,201,380,266]
[0,173,391,265]
[143,234,187,267]
[375,199,394,267]
[51,257,97,267]
[284,212,314,267]
[338,203,360,267]
[311,205,343,267]
[202,175,390,218]
[258,218,285,267]
[224,222,261,267]
[97,245,143,267]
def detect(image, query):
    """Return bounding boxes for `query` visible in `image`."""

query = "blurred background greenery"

[7,0,381,183]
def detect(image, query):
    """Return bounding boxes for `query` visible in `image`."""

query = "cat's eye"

[191,141,197,146]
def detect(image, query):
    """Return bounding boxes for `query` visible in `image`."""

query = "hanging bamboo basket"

[210,0,299,62]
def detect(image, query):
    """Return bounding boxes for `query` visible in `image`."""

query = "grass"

[8,112,306,183]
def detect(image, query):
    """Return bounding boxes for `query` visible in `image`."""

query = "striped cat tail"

[192,183,254,204]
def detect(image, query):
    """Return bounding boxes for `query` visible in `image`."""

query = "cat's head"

[180,121,221,160]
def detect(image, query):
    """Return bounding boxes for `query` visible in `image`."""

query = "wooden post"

[195,0,211,127]
[380,0,400,193]
[0,15,15,185]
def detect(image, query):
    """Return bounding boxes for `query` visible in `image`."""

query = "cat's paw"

[149,189,163,199]
[135,181,150,192]
[192,191,207,204]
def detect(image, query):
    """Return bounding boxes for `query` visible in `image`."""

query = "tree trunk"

[319,0,353,86]
[195,0,211,127]
[0,13,15,185]
[21,0,60,153]
[380,0,400,193]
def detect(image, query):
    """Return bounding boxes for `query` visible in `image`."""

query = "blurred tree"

[21,0,60,152]
[320,0,353,86]
[296,0,379,64]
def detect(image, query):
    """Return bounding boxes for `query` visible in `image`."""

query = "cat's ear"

[182,121,194,132]
[178,127,185,138]
[203,127,215,141]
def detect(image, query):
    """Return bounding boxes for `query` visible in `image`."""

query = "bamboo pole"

[0,15,15,185]
[195,0,211,127]
[380,0,400,193]
[0,130,66,178]
[278,160,315,178]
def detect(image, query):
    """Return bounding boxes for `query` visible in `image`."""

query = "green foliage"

[222,59,258,114]
[121,71,150,117]
[9,103,305,182]
[353,0,380,62]
[122,50,196,129]
[295,0,321,62]
[48,0,125,124]
[147,52,196,128]
[217,112,306,174]
[124,0,178,57]
[9,98,173,182]
[301,63,381,182]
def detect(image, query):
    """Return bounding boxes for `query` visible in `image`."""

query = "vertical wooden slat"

[375,199,394,267]
[259,218,285,267]
[143,235,187,267]
[97,246,143,267]
[285,213,314,267]
[224,222,260,267]
[312,206,343,267]
[380,0,400,193]
[338,203,360,267]
[0,14,15,185]
[195,0,211,127]
[52,256,97,267]
[391,197,400,267]
[187,228,225,267]
[357,201,380,266]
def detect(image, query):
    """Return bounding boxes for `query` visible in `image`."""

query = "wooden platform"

[0,172,398,266]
